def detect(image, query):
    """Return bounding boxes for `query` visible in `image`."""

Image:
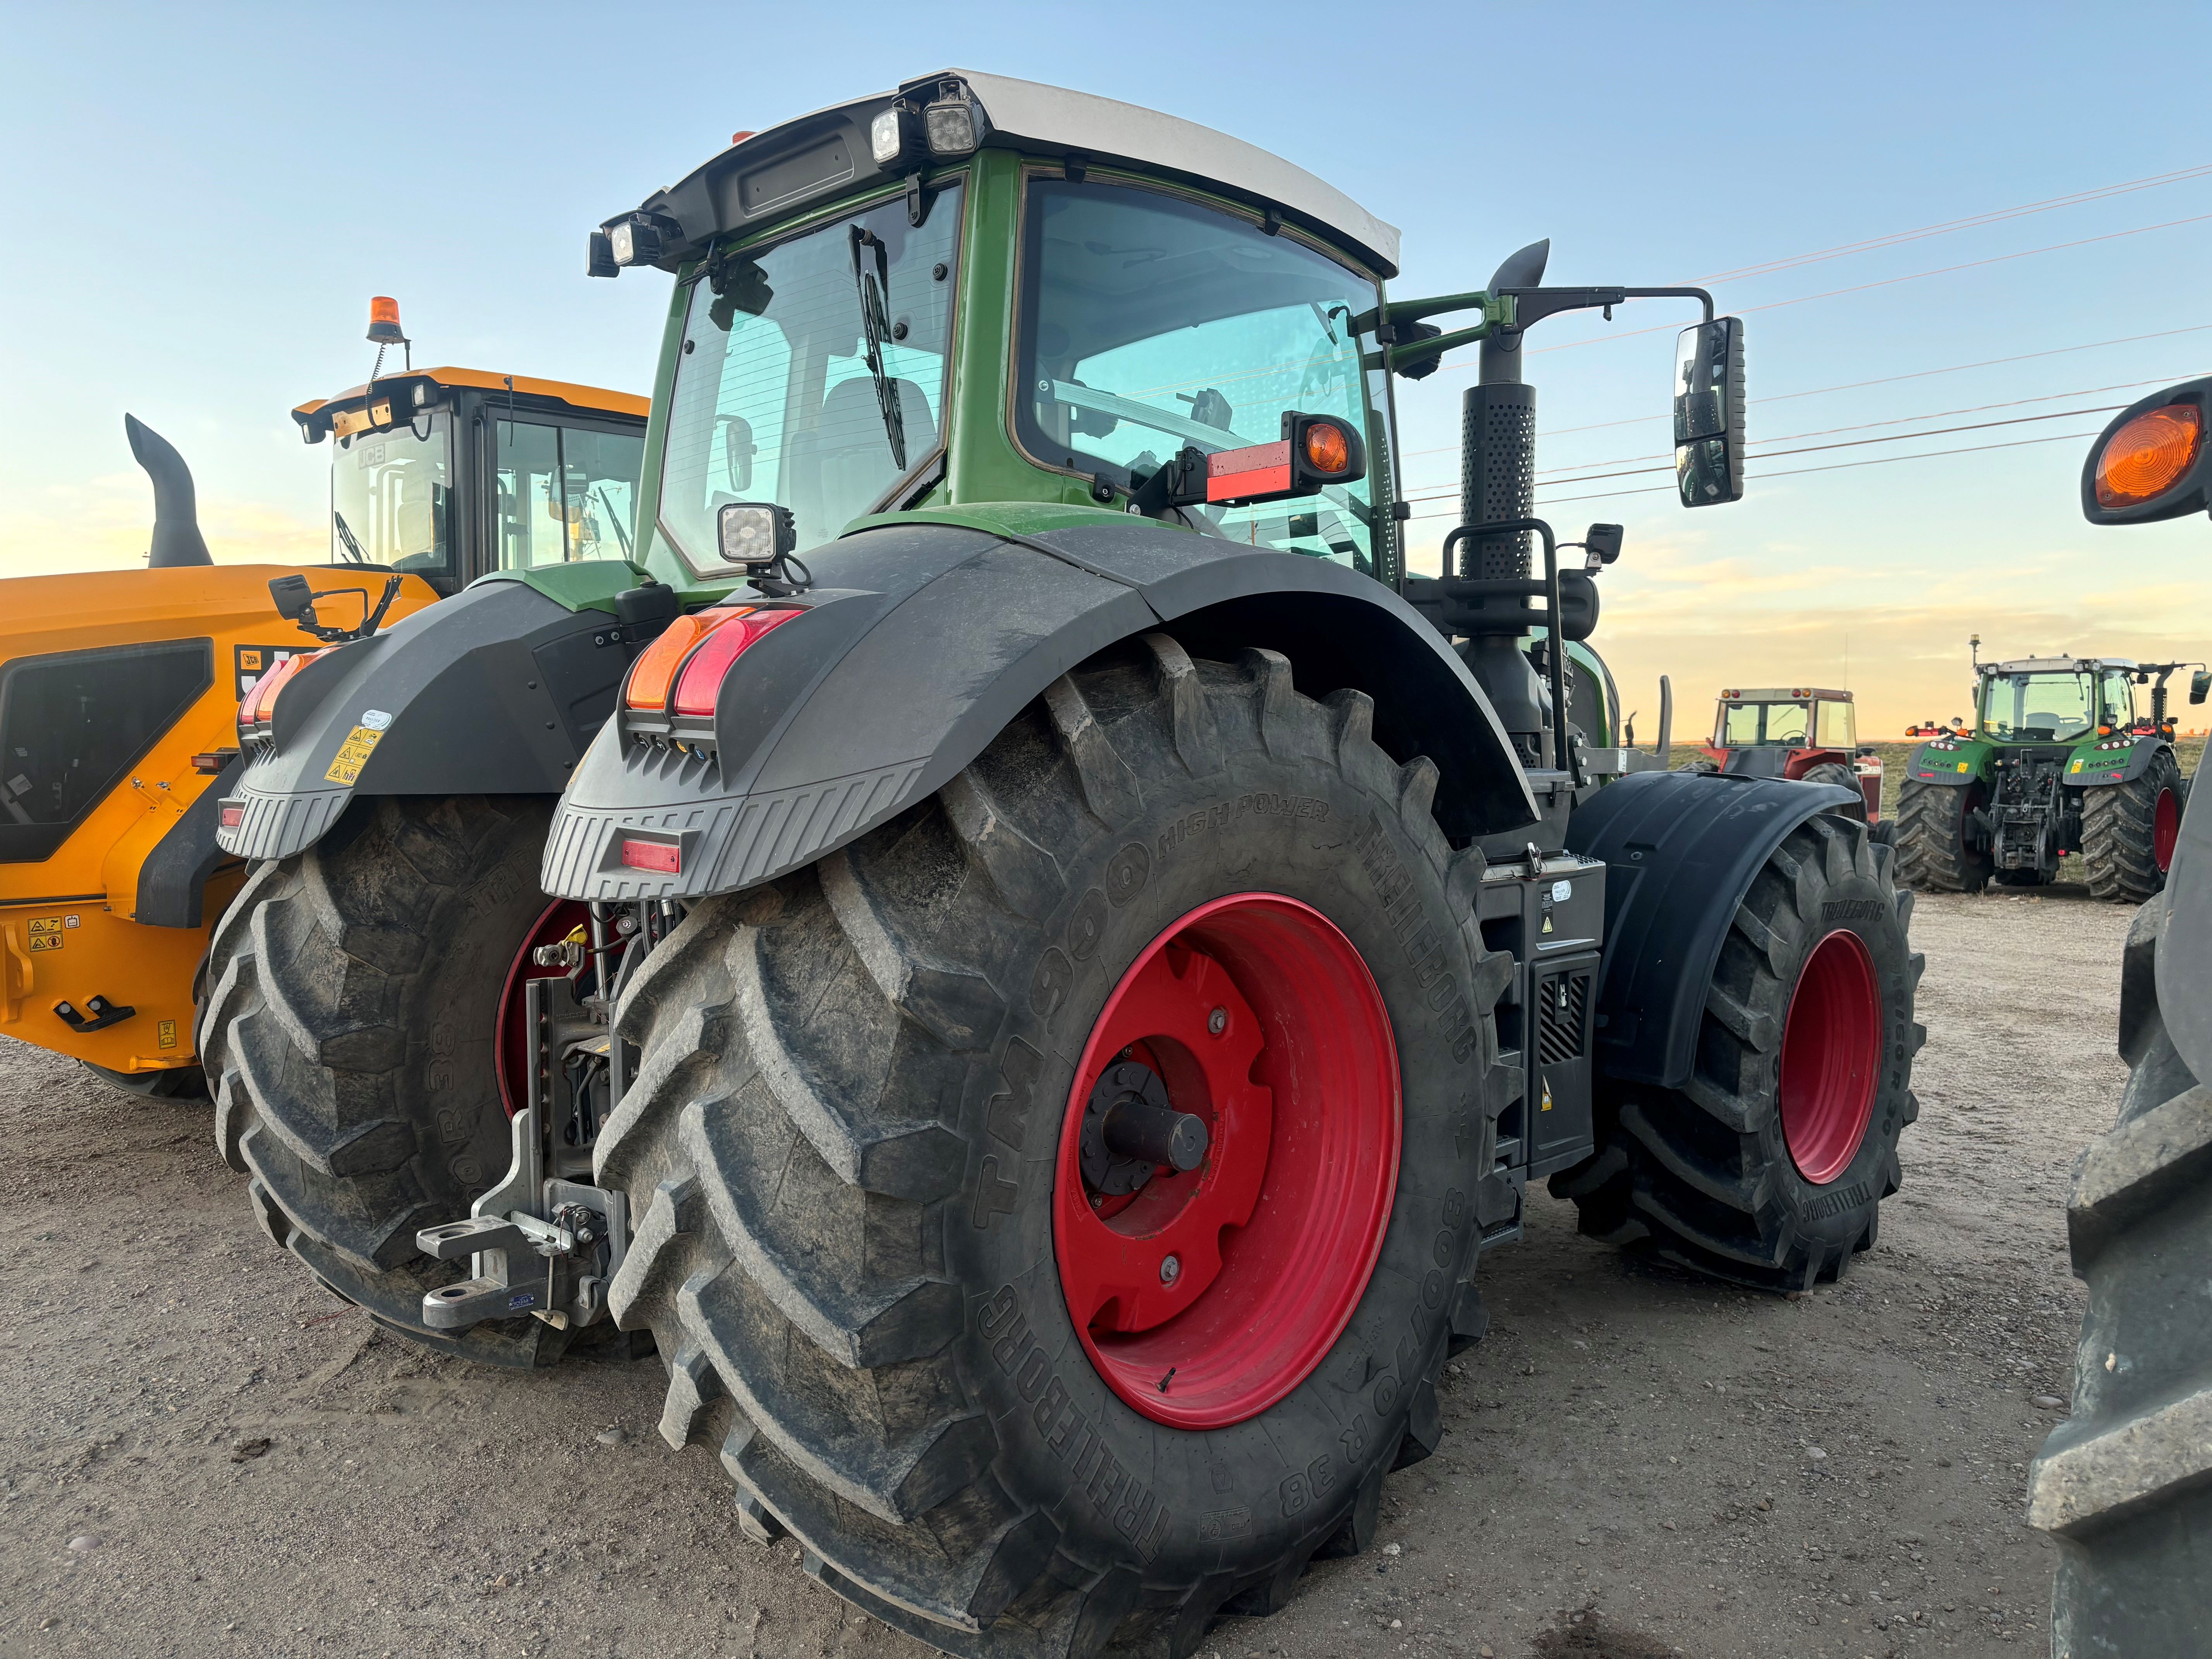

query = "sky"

[4,1,2209,734]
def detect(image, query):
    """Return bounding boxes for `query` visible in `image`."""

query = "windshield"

[1015,178,1390,575]
[1979,670,2096,740]
[331,412,452,575]
[496,419,645,568]
[658,184,963,568]
[1719,701,1808,745]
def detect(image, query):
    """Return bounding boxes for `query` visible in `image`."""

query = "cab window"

[332,413,452,576]
[2101,671,2136,727]
[1719,702,1762,745]
[497,419,645,569]
[1816,700,1855,747]
[1764,703,1809,744]
[1015,178,1391,577]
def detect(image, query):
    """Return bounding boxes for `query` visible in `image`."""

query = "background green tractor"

[1895,644,2203,898]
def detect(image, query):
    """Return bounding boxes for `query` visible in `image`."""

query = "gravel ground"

[0,886,2133,1659]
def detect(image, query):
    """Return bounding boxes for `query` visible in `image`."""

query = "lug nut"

[1207,1006,1228,1036]
[1159,1255,1181,1285]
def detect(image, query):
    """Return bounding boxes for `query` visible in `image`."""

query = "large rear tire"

[596,637,1509,1656]
[2030,884,2212,1654]
[1552,817,1923,1290]
[2080,747,2184,904]
[196,795,577,1367]
[1894,775,1991,893]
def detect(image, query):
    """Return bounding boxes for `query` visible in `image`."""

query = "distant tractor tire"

[2080,747,2185,904]
[1798,759,1865,821]
[595,637,1507,1655]
[81,1063,209,1102]
[2030,882,2212,1653]
[196,795,580,1369]
[1552,818,1922,1291]
[1894,776,1992,893]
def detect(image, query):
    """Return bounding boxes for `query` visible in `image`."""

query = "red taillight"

[219,803,244,829]
[624,610,745,712]
[238,651,322,733]
[620,838,680,873]
[671,608,801,716]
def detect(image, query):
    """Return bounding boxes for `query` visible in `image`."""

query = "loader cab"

[292,369,650,596]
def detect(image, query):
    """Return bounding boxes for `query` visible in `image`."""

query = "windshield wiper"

[849,226,908,471]
[593,484,634,559]
[332,509,369,565]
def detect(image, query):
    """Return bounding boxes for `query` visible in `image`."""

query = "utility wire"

[1687,163,2212,285]
[1400,323,2212,457]
[1405,426,2101,521]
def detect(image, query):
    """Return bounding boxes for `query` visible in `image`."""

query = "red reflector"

[620,838,681,873]
[1205,440,1293,503]
[672,608,802,716]
[219,803,244,828]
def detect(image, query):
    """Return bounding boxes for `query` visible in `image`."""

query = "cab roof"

[1718,687,1853,702]
[611,69,1401,278]
[293,366,647,429]
[1985,656,2137,675]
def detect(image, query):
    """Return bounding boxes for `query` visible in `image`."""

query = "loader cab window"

[1979,670,2096,741]
[657,183,965,568]
[1015,178,1391,577]
[496,419,646,569]
[331,412,452,577]
[0,639,212,864]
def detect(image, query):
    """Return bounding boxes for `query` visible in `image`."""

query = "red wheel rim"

[1778,928,1882,1185]
[2154,787,2180,873]
[495,899,593,1117]
[1052,893,1400,1430]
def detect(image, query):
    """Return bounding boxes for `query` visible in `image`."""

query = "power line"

[1417,211,2212,377]
[1688,163,2212,286]
[1399,323,2212,457]
[1406,426,2101,520]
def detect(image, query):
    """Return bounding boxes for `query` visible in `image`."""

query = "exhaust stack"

[124,414,212,568]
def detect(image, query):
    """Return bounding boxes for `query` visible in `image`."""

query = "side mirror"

[2083,379,2212,525]
[2191,669,2209,705]
[1674,317,1745,508]
[1583,522,1623,565]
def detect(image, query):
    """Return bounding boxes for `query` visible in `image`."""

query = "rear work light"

[623,605,802,717]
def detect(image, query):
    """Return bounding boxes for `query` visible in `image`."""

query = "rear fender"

[1566,769,1859,1090]
[1902,737,1991,783]
[217,577,644,862]
[2066,737,2175,789]
[542,512,1537,902]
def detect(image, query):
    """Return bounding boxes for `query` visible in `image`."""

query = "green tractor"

[1895,642,2203,899]
[205,70,1922,1655]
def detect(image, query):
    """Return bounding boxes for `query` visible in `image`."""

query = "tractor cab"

[1972,656,2139,745]
[1700,686,1880,818]
[293,331,649,596]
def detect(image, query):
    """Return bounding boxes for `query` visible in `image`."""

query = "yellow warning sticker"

[29,933,60,953]
[324,725,385,786]
[28,917,62,936]
[2069,759,2083,773]
[1540,1077,1554,1112]
[157,1019,177,1049]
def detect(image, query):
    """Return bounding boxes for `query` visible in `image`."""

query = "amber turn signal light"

[1302,420,1351,476]
[2095,404,2202,507]
[623,610,746,711]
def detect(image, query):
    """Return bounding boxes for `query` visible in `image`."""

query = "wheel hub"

[1779,927,1882,1186]
[1053,892,1400,1430]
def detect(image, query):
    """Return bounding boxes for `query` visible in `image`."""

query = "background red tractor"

[1692,685,1883,821]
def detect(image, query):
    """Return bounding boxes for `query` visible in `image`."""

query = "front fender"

[217,579,642,861]
[1566,769,1859,1090]
[543,509,1537,902]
